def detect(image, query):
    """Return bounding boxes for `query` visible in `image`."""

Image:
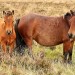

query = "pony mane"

[5,11,13,16]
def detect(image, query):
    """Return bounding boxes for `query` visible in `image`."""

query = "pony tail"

[15,19,26,54]
[15,19,20,26]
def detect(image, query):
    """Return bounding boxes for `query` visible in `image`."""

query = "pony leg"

[9,42,15,55]
[63,41,74,63]
[1,42,6,54]
[68,41,74,63]
[24,37,34,58]
[68,50,72,63]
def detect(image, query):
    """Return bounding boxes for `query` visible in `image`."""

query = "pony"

[0,10,16,55]
[15,10,75,63]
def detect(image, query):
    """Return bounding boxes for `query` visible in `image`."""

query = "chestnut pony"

[15,10,75,63]
[0,10,16,54]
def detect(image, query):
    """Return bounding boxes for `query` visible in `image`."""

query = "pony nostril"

[10,31,12,34]
[6,30,12,35]
[68,33,73,39]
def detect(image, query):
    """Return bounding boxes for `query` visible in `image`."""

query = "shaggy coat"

[16,10,75,63]
[0,10,16,54]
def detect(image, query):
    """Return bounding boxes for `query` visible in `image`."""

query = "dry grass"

[0,2,75,18]
[0,45,75,75]
[0,0,75,3]
[0,1,75,75]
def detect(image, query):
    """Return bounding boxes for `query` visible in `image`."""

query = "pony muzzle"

[68,33,73,39]
[68,33,75,41]
[6,30,12,35]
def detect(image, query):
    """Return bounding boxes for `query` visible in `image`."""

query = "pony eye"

[12,21,14,23]
[4,21,6,23]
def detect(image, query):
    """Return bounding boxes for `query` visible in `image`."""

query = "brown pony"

[16,10,75,63]
[0,10,16,54]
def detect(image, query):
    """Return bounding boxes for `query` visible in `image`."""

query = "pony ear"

[70,10,74,15]
[12,10,14,15]
[70,10,75,15]
[64,12,72,20]
[3,11,6,15]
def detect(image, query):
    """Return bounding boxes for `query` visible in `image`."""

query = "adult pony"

[16,10,75,63]
[0,10,16,54]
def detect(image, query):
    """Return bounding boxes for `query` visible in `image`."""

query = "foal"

[0,10,16,54]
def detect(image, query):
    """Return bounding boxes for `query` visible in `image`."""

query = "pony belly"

[34,35,63,46]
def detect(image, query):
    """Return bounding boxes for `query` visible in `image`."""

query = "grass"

[0,1,75,75]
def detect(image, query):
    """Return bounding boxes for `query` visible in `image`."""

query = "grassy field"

[0,1,75,75]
